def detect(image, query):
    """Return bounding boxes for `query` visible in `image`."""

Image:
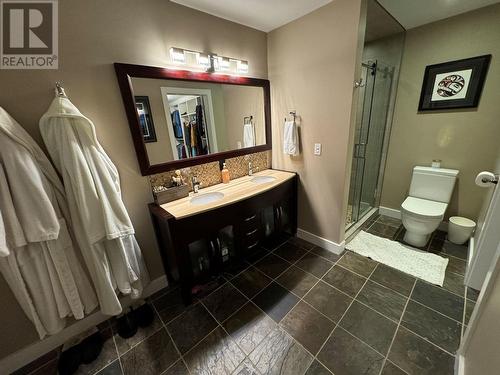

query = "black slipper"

[58,345,81,375]
[133,303,155,328]
[79,332,104,364]
[116,309,138,338]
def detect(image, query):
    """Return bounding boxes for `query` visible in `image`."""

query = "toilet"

[401,166,459,247]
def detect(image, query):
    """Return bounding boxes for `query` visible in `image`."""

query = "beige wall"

[0,0,267,359]
[223,85,265,149]
[380,4,500,220]
[268,0,364,244]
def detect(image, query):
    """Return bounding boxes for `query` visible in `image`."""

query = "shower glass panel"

[347,60,394,228]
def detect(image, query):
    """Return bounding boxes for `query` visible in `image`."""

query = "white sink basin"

[251,175,276,184]
[190,192,224,205]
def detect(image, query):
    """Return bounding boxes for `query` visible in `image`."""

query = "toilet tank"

[409,166,459,203]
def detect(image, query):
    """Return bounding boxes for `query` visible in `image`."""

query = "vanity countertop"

[160,169,296,219]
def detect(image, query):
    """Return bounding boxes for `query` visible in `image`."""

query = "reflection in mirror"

[131,78,266,165]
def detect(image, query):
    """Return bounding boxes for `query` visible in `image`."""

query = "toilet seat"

[401,197,447,219]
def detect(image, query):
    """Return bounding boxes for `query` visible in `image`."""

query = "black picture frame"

[134,96,157,143]
[418,54,491,111]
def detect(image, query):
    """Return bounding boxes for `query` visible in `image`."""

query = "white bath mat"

[346,230,449,286]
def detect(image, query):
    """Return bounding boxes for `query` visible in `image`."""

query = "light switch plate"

[314,143,322,156]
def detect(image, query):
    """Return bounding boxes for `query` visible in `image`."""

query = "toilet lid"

[401,197,447,218]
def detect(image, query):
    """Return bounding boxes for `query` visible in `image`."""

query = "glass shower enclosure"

[346,60,394,228]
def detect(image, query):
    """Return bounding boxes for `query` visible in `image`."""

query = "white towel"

[243,123,255,148]
[283,120,299,156]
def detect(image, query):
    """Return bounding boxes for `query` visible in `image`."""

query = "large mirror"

[115,63,271,175]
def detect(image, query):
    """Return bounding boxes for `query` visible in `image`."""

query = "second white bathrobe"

[40,98,149,315]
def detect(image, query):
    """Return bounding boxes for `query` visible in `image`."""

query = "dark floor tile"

[249,328,313,375]
[222,302,276,355]
[367,222,399,239]
[163,360,190,375]
[203,283,247,323]
[381,361,407,375]
[120,328,179,375]
[255,253,291,279]
[252,282,299,322]
[281,301,335,355]
[273,242,307,263]
[305,360,331,375]
[442,269,465,297]
[233,359,260,375]
[340,301,397,355]
[223,259,251,279]
[288,236,316,251]
[401,300,462,353]
[295,252,334,278]
[167,303,218,354]
[95,360,122,375]
[444,255,466,276]
[112,307,163,355]
[148,286,171,301]
[376,216,402,228]
[411,280,464,322]
[304,281,352,323]
[184,326,245,375]
[357,281,407,322]
[466,287,480,302]
[231,266,272,299]
[276,265,318,297]
[75,327,118,375]
[388,327,454,375]
[244,246,270,264]
[310,246,342,263]
[191,276,227,299]
[437,240,468,260]
[154,288,189,324]
[318,328,384,375]
[465,299,476,326]
[370,264,415,297]
[323,265,366,297]
[337,252,377,277]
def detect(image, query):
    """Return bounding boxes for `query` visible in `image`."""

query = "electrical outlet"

[314,143,322,156]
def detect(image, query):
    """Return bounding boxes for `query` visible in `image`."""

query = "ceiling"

[171,0,332,32]
[173,0,500,33]
[378,0,500,29]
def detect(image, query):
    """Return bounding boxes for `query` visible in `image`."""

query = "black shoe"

[58,345,81,375]
[79,332,104,364]
[133,304,155,328]
[116,309,138,338]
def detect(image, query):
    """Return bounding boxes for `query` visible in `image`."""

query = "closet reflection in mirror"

[130,78,266,165]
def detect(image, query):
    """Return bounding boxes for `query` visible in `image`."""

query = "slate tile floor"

[18,215,480,375]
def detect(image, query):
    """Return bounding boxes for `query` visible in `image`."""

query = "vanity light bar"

[169,47,248,74]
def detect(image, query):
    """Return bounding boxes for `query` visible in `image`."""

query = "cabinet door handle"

[246,228,258,236]
[247,240,259,250]
[244,214,257,222]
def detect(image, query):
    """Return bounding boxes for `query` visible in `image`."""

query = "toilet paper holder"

[481,174,498,185]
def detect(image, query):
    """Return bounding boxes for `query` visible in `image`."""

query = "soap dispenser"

[221,162,230,184]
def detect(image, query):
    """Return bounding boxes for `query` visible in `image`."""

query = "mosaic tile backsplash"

[149,151,271,192]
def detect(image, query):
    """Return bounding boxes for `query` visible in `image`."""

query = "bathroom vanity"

[149,169,297,304]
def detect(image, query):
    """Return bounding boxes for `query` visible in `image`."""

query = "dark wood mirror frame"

[114,63,272,176]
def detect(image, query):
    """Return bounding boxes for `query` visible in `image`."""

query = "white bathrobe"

[0,107,98,339]
[40,97,149,315]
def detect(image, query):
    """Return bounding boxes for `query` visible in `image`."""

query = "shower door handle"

[354,143,367,158]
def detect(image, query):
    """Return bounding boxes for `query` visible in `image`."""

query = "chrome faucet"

[248,162,253,176]
[191,175,201,193]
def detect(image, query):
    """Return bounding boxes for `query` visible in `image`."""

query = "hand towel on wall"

[40,97,150,316]
[283,120,299,156]
[243,123,255,148]
[0,107,98,339]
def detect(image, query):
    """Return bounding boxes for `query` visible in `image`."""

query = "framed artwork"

[135,96,157,142]
[418,55,491,111]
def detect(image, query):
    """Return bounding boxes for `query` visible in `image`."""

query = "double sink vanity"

[115,63,298,304]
